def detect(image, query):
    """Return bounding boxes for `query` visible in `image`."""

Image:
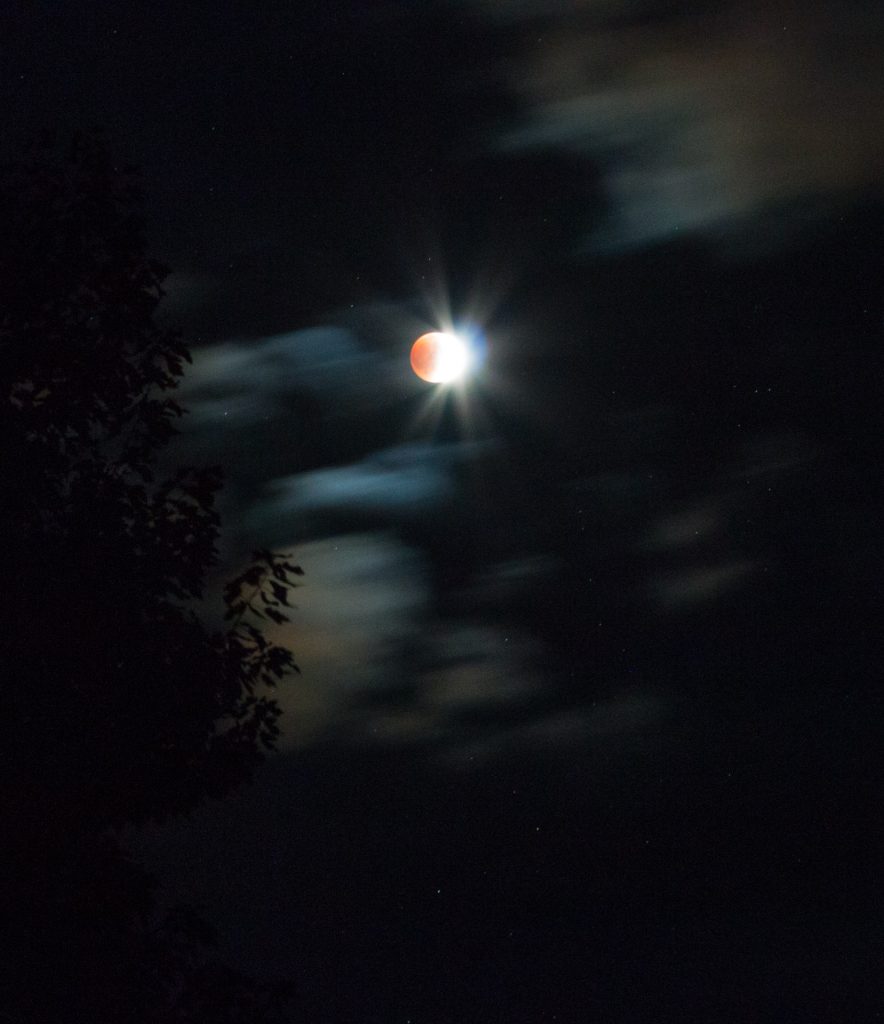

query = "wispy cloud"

[247,441,493,544]
[483,0,884,249]
[178,326,392,426]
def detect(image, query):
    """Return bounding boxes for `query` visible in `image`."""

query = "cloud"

[437,684,679,769]
[177,326,393,427]
[246,440,494,544]
[259,533,553,754]
[261,529,681,764]
[484,0,884,250]
[649,559,756,610]
[645,504,721,550]
[264,532,431,749]
[164,324,497,551]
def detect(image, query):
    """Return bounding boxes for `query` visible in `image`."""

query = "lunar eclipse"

[410,331,472,383]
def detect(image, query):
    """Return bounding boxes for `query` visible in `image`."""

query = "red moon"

[409,331,471,383]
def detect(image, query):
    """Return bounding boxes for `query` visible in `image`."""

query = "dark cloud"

[444,683,680,767]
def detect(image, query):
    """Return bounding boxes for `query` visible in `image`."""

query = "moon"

[410,331,472,384]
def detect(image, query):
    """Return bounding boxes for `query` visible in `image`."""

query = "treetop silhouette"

[0,132,301,833]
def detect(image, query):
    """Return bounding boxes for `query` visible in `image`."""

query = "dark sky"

[5,2,884,1021]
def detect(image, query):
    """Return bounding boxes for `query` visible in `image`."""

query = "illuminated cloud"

[243,440,494,548]
[177,326,392,428]
[261,534,550,754]
[483,0,884,249]
[265,532,431,749]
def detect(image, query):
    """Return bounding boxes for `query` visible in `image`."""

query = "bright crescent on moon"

[410,331,471,383]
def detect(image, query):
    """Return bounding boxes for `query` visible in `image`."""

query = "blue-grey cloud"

[167,325,482,551]
[247,442,493,543]
[178,326,394,427]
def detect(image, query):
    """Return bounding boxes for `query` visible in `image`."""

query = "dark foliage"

[0,135,300,1022]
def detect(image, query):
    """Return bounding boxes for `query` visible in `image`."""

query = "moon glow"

[410,331,472,383]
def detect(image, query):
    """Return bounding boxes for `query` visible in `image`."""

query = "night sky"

[4,1,883,1021]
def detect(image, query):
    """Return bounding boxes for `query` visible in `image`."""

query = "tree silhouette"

[0,134,300,1022]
